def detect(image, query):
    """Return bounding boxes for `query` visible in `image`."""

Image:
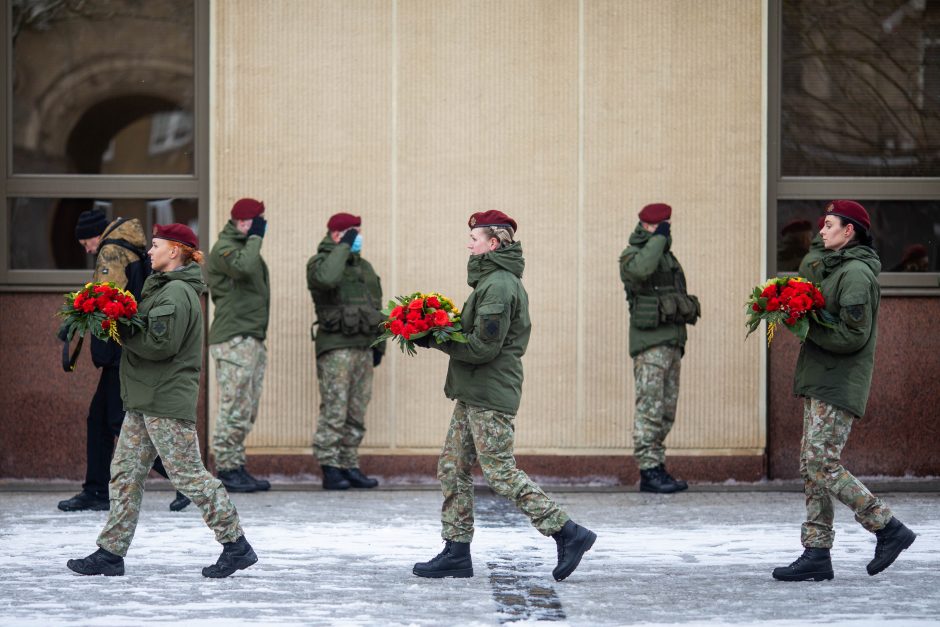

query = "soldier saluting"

[619,203,700,493]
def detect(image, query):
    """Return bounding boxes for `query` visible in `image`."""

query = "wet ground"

[1,483,937,626]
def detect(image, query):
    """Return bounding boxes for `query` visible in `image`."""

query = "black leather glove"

[372,349,383,367]
[653,221,671,237]
[247,216,267,238]
[339,228,358,247]
[412,334,432,349]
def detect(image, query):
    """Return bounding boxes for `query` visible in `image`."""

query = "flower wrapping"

[57,281,144,344]
[745,277,833,346]
[372,292,468,356]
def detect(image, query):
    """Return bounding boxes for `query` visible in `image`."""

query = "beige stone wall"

[211,0,764,457]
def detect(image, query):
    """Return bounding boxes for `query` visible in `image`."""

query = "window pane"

[8,197,198,270]
[11,0,194,174]
[781,0,940,177]
[776,199,940,273]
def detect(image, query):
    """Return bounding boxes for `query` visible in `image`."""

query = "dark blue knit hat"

[75,209,108,239]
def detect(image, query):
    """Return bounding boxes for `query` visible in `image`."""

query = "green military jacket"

[120,263,207,422]
[206,221,270,345]
[435,242,530,415]
[306,235,385,357]
[798,233,827,283]
[793,244,881,418]
[619,224,696,358]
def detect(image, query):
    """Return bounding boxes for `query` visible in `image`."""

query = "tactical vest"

[621,251,701,330]
[312,260,384,339]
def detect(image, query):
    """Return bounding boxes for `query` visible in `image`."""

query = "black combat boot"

[202,535,258,578]
[321,465,351,490]
[772,547,833,581]
[658,464,688,491]
[413,540,473,578]
[57,490,109,512]
[240,466,271,491]
[218,468,257,493]
[169,491,191,512]
[67,547,125,576]
[867,517,916,576]
[551,520,597,581]
[342,467,379,489]
[639,466,682,494]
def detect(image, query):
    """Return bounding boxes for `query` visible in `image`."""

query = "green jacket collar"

[220,220,248,243]
[143,263,207,299]
[467,241,525,287]
[822,243,881,278]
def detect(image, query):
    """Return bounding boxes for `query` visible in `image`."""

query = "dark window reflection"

[11,0,194,175]
[777,200,940,273]
[8,198,198,270]
[781,0,940,177]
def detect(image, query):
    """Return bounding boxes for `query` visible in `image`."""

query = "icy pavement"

[1,487,938,626]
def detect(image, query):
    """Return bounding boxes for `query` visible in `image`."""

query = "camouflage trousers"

[209,336,267,472]
[97,411,244,557]
[314,348,372,468]
[633,345,682,470]
[438,401,569,543]
[800,398,893,548]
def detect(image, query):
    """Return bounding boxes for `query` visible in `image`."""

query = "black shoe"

[67,547,124,576]
[772,548,834,581]
[342,468,378,489]
[658,464,688,491]
[218,468,258,493]
[868,518,916,576]
[551,520,597,581]
[413,540,473,578]
[240,466,271,491]
[169,491,191,512]
[321,465,351,490]
[639,467,683,494]
[202,535,258,578]
[58,490,109,512]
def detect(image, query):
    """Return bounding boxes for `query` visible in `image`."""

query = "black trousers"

[82,366,169,495]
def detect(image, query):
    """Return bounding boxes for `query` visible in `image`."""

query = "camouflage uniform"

[210,336,267,472]
[97,411,243,557]
[800,398,893,548]
[633,345,682,470]
[314,348,372,468]
[439,401,569,543]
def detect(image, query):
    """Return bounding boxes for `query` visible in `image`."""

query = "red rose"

[426,296,441,308]
[766,298,780,312]
[125,300,137,315]
[760,285,777,298]
[415,319,430,332]
[408,299,424,310]
[751,303,760,312]
[390,305,404,320]
[103,302,125,319]
[402,323,418,339]
[73,294,85,309]
[101,319,111,330]
[813,292,825,308]
[406,310,422,322]
[785,316,797,326]
[82,300,96,313]
[390,320,404,335]
[433,309,450,326]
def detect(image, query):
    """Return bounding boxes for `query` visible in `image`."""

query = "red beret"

[781,219,812,236]
[327,212,361,232]
[153,223,198,249]
[638,203,672,223]
[231,198,265,220]
[468,210,517,233]
[817,216,826,231]
[825,200,870,232]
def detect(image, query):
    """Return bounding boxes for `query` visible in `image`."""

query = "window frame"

[768,0,940,295]
[0,0,209,292]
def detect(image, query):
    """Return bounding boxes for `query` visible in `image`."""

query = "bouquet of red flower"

[745,277,831,346]
[57,281,144,345]
[373,292,468,356]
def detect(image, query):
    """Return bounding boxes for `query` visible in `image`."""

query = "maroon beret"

[468,210,517,233]
[638,203,672,223]
[327,212,361,232]
[153,223,198,249]
[231,198,265,220]
[817,216,826,231]
[825,200,870,232]
[781,219,812,236]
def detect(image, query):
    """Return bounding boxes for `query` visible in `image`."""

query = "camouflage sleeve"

[93,243,130,289]
[619,237,666,284]
[436,285,511,365]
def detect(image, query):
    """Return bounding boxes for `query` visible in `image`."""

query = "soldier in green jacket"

[306,213,386,490]
[773,201,916,582]
[619,203,699,493]
[68,224,257,579]
[207,198,271,493]
[412,210,596,583]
